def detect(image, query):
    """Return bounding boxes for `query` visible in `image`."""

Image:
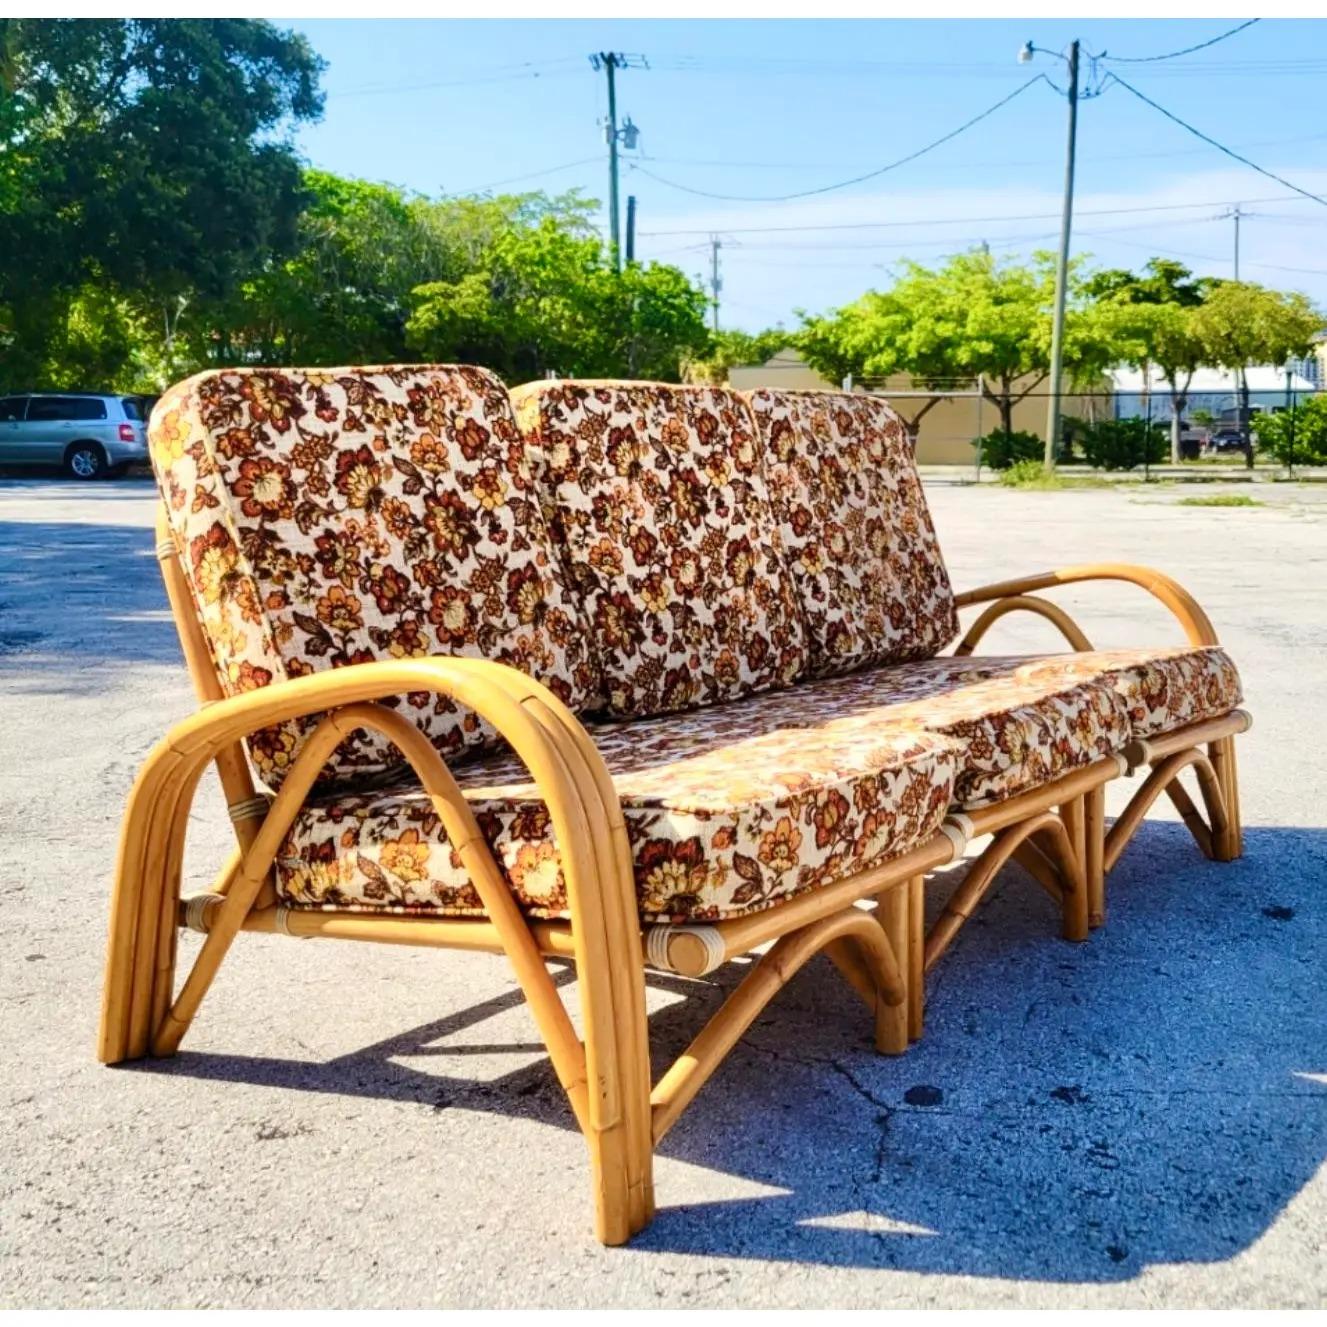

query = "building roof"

[1109,365,1318,395]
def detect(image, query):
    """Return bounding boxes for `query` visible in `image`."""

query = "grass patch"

[998,459,1063,489]
[996,459,1115,490]
[1175,494,1263,508]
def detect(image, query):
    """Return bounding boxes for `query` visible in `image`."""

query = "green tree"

[681,328,794,385]
[406,210,709,381]
[211,172,437,366]
[0,18,323,385]
[799,249,1119,442]
[1192,282,1323,469]
[1089,259,1212,464]
[1254,395,1327,467]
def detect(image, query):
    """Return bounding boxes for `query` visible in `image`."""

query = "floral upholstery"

[277,687,959,923]
[149,365,597,789]
[510,380,807,719]
[1009,646,1243,739]
[817,658,1134,808]
[744,389,959,676]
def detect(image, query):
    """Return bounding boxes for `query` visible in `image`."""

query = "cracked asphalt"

[1,475,1324,1308]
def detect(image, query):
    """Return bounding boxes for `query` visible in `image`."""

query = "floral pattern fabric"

[744,389,959,676]
[277,685,959,923]
[819,657,1134,808]
[149,365,597,789]
[1009,646,1243,739]
[510,381,807,719]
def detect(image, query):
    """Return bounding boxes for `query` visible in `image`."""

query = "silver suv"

[0,392,150,479]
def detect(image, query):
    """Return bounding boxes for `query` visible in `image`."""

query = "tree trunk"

[1170,389,1185,466]
[999,378,1014,442]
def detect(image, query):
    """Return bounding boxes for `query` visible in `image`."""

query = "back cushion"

[511,380,807,719]
[150,365,597,789]
[745,389,958,676]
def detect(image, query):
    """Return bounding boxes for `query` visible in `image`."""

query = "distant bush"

[998,458,1062,489]
[1255,396,1327,467]
[1079,417,1168,471]
[973,429,1043,470]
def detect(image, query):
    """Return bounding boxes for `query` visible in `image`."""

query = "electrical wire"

[1106,73,1327,208]
[638,193,1318,238]
[640,132,1327,174]
[330,62,581,100]
[625,77,1045,203]
[1101,19,1259,64]
[463,157,603,193]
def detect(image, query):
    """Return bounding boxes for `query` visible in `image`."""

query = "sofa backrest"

[744,388,958,677]
[511,380,807,719]
[150,364,597,789]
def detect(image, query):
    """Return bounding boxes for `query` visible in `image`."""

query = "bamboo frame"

[951,561,1249,934]
[100,508,950,1245]
[103,530,1253,1245]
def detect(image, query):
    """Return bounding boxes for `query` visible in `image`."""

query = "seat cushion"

[277,688,959,924]
[1010,646,1243,740]
[510,380,807,719]
[150,365,597,789]
[744,389,959,676]
[809,657,1134,808]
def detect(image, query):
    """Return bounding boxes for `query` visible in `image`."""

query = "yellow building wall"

[727,351,1099,465]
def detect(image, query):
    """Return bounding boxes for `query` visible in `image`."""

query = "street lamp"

[1018,39,1084,470]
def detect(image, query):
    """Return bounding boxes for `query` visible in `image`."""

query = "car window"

[0,396,27,422]
[26,396,108,422]
[120,397,144,421]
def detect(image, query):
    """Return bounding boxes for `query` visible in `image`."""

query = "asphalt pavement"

[1,475,1323,1307]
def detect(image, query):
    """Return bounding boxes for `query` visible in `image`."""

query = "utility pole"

[1044,38,1079,471]
[600,53,622,270]
[709,235,722,333]
[625,195,637,265]
[589,52,645,272]
[1219,203,1246,280]
[1220,203,1253,465]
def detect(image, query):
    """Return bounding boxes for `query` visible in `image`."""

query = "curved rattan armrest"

[953,562,1219,647]
[160,656,607,768]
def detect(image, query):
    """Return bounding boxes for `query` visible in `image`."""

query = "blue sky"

[282,18,1327,330]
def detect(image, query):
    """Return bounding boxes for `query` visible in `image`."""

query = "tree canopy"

[799,249,1119,435]
[1,20,1323,422]
[0,18,325,384]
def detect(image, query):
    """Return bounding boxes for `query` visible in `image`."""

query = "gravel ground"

[1,475,1324,1309]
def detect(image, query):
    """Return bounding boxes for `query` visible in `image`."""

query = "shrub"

[1079,416,1168,471]
[973,429,1043,470]
[1254,396,1327,467]
[998,458,1062,489]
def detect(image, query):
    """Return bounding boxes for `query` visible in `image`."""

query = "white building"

[1110,364,1319,426]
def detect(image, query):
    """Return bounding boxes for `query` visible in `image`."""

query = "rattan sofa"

[100,365,1249,1245]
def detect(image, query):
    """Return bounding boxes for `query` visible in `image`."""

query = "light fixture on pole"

[1017,38,1103,470]
[589,53,647,272]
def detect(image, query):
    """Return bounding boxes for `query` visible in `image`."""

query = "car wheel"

[64,441,107,480]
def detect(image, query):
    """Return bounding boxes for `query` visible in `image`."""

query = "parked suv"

[0,392,150,478]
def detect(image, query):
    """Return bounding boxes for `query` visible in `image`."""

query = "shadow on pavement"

[125,821,1327,1282]
[0,508,180,683]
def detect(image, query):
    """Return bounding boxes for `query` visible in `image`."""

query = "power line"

[637,193,1318,238]
[1106,73,1327,208]
[329,62,581,100]
[463,156,603,193]
[1084,231,1327,279]
[626,77,1045,203]
[1101,19,1260,64]
[639,131,1327,175]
